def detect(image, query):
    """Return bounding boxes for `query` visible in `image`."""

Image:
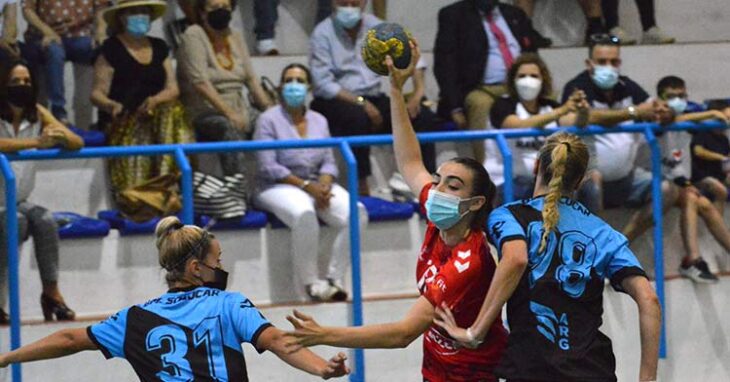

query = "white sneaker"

[641,26,675,45]
[306,280,338,302]
[609,27,636,45]
[679,259,719,284]
[256,39,279,56]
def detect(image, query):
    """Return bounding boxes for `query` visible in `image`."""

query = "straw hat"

[104,0,167,34]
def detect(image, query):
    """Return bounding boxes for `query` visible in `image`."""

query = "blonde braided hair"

[537,133,589,253]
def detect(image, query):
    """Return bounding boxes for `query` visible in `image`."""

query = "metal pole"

[643,127,667,358]
[174,148,194,225]
[495,135,514,203]
[339,141,364,382]
[0,155,22,382]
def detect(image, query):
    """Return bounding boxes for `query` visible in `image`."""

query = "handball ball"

[362,23,412,76]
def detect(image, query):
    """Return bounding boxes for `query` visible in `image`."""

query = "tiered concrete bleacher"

[5,2,730,381]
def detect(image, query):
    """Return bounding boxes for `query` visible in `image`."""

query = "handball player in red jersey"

[285,40,508,382]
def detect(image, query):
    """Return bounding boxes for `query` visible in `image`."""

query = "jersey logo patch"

[457,250,471,260]
[454,260,470,273]
[530,302,570,351]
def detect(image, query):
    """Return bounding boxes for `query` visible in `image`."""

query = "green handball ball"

[362,23,413,76]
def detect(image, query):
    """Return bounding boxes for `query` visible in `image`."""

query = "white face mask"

[515,76,543,101]
[666,97,688,115]
[335,6,362,29]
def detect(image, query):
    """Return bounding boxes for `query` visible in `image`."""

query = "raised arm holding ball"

[285,38,508,382]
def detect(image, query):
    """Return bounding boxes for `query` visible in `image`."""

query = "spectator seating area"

[7,0,729,318]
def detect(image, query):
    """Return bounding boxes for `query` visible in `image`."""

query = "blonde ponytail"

[154,217,213,285]
[537,133,589,253]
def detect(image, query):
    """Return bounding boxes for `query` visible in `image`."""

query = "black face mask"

[207,8,232,31]
[475,0,498,13]
[200,262,229,291]
[7,85,34,108]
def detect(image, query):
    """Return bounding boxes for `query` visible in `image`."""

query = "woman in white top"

[0,59,83,323]
[488,53,590,200]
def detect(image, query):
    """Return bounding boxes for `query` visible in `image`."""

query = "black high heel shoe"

[40,294,76,322]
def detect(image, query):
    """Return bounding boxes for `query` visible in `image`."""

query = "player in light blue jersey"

[0,217,349,381]
[434,133,662,382]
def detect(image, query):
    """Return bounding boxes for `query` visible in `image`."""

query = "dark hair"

[279,63,312,86]
[506,53,553,100]
[707,99,730,111]
[587,33,620,58]
[196,0,237,16]
[449,157,497,232]
[656,75,686,97]
[0,60,39,124]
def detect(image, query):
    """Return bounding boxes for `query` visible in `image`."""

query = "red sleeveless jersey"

[417,184,508,382]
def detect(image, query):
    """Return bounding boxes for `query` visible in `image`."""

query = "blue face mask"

[282,82,308,108]
[335,6,362,29]
[591,65,619,90]
[425,189,474,230]
[126,14,151,38]
[667,97,688,115]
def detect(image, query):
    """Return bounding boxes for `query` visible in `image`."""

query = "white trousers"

[253,183,367,287]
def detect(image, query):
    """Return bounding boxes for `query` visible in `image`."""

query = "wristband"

[300,180,311,190]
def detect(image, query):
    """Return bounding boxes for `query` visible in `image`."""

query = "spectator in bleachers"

[91,0,193,201]
[0,0,19,61]
[627,76,730,283]
[514,0,605,44]
[253,63,367,302]
[601,0,674,45]
[434,0,538,164]
[177,0,273,178]
[177,0,198,24]
[21,0,111,125]
[253,0,385,56]
[690,101,730,214]
[309,0,436,195]
[562,34,677,236]
[490,53,590,200]
[0,59,83,323]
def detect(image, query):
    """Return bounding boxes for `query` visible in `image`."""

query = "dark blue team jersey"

[87,286,271,381]
[488,196,647,382]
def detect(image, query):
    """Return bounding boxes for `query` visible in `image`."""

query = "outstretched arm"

[0,328,97,367]
[257,326,349,380]
[434,240,528,347]
[621,276,660,382]
[287,296,434,350]
[676,109,729,124]
[387,40,433,195]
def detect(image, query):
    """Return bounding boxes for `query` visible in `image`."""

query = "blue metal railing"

[1,120,725,381]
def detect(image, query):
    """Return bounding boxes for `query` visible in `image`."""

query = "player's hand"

[285,309,328,350]
[433,302,480,349]
[321,352,350,380]
[0,354,9,368]
[386,38,420,92]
